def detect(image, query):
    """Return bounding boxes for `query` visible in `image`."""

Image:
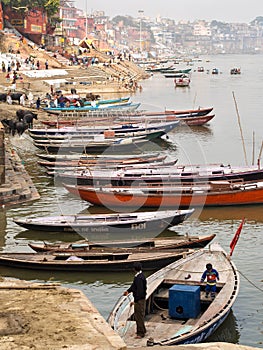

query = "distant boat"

[211,68,219,74]
[174,75,191,87]
[163,69,192,78]
[230,68,241,75]
[108,242,240,345]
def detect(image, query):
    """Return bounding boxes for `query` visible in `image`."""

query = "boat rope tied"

[238,269,263,293]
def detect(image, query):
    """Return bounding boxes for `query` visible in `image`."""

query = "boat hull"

[0,251,190,272]
[14,210,194,234]
[64,182,263,208]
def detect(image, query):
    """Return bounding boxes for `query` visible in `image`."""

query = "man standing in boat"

[200,263,219,299]
[123,262,147,338]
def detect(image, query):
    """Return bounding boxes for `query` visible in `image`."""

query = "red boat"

[64,180,263,208]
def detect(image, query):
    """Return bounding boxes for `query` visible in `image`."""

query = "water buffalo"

[22,112,38,128]
[15,121,28,136]
[16,109,37,121]
[1,119,28,136]
[11,93,25,104]
[0,93,7,102]
[1,118,16,135]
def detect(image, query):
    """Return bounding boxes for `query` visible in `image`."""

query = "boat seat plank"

[154,289,214,302]
[163,279,225,288]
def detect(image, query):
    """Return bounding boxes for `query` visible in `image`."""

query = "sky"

[74,0,262,23]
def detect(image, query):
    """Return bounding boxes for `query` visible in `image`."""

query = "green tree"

[1,0,60,17]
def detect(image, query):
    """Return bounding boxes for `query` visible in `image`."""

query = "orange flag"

[230,218,245,256]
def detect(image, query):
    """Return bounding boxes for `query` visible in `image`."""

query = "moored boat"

[63,180,263,208]
[28,120,180,139]
[108,241,240,346]
[28,233,216,252]
[44,101,141,113]
[13,209,195,235]
[57,163,263,187]
[0,249,193,272]
[32,134,152,153]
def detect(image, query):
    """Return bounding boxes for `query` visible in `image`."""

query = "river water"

[1,54,263,348]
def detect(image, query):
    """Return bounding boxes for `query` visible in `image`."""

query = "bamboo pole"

[252,131,255,166]
[257,141,263,169]
[232,91,248,166]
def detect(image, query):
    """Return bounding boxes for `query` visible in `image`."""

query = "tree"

[1,0,60,17]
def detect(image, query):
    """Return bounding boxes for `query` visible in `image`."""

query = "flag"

[230,218,245,256]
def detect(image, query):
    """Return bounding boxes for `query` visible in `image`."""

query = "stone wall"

[0,123,5,185]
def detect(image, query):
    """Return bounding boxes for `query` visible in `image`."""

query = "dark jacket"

[127,272,147,302]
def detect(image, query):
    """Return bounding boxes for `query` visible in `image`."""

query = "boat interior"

[121,279,225,347]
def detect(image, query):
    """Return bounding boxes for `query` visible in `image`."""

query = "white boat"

[13,209,194,235]
[108,242,240,346]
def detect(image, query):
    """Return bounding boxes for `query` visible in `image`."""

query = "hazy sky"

[75,0,262,23]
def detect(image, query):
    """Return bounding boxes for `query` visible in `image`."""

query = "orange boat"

[64,181,263,208]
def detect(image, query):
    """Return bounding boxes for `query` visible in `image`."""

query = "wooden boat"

[0,249,193,272]
[37,154,169,169]
[43,102,141,113]
[28,120,180,139]
[13,209,195,234]
[36,152,162,163]
[108,242,240,345]
[40,107,214,127]
[45,161,178,175]
[27,234,216,252]
[82,96,130,106]
[33,135,152,153]
[63,180,263,208]
[162,68,192,76]
[57,163,263,187]
[174,76,191,87]
[176,114,215,126]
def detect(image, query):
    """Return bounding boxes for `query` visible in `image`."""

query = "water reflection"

[199,205,263,222]
[206,310,240,343]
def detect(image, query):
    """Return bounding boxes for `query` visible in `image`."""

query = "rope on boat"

[120,293,134,337]
[152,297,168,311]
[238,269,263,293]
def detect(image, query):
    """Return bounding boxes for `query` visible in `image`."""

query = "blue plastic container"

[169,284,200,319]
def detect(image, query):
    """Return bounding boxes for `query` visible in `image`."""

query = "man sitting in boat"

[200,263,219,300]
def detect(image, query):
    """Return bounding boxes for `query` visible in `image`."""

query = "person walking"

[36,97,41,109]
[200,263,219,300]
[28,91,34,107]
[123,262,147,338]
[6,91,12,105]
[19,93,26,106]
[45,60,48,69]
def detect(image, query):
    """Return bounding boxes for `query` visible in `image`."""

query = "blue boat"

[44,101,141,113]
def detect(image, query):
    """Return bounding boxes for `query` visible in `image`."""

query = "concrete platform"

[0,278,126,350]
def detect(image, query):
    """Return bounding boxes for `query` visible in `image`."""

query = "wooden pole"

[257,141,263,169]
[232,91,248,166]
[252,131,255,166]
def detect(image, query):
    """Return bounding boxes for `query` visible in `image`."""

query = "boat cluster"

[3,92,256,347]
